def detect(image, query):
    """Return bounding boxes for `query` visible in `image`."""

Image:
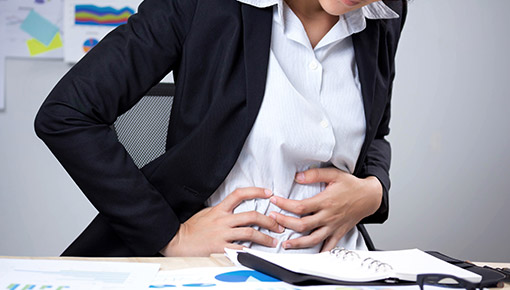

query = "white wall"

[1,0,509,261]
[366,0,510,261]
[0,58,97,256]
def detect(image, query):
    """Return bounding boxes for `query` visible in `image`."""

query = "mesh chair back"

[113,83,175,168]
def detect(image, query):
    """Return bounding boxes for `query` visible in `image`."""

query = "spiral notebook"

[230,248,482,285]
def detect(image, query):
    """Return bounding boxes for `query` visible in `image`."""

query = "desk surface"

[2,255,509,289]
[1,254,232,271]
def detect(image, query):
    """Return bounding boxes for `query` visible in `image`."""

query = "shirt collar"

[236,0,400,22]
[341,1,399,38]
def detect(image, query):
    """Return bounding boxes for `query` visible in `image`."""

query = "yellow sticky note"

[26,32,63,56]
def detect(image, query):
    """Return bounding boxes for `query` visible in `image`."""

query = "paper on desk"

[149,266,299,289]
[148,266,441,290]
[0,258,160,290]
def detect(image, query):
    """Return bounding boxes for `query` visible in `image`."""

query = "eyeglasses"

[417,274,482,290]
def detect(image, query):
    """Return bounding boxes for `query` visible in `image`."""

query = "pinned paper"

[0,54,4,111]
[27,32,63,56]
[20,10,59,46]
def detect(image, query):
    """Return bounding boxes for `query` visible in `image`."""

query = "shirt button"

[309,61,319,70]
[320,120,329,128]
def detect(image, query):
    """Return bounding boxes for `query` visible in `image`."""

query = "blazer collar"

[241,4,273,128]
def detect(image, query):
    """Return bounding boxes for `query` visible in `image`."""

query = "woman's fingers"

[295,167,347,184]
[218,187,272,212]
[269,211,321,233]
[224,243,245,251]
[321,230,347,252]
[228,210,284,233]
[270,195,321,215]
[229,227,278,248]
[282,224,352,251]
[281,226,329,249]
[161,186,284,256]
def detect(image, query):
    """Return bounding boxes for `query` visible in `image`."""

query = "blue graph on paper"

[215,270,280,282]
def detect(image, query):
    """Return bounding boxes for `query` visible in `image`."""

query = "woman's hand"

[268,168,382,252]
[160,187,283,257]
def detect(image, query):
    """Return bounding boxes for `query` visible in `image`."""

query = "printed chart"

[149,267,298,289]
[0,258,159,290]
[63,0,143,63]
[74,5,135,26]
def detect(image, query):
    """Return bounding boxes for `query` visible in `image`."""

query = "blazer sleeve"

[359,0,407,224]
[34,0,197,256]
[358,87,392,224]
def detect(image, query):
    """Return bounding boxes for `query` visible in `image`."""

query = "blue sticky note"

[20,10,59,46]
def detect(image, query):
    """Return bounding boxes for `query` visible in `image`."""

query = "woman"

[35,0,407,257]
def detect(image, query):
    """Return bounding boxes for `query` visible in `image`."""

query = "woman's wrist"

[160,224,184,257]
[359,176,383,217]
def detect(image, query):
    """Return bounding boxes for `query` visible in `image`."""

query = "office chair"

[112,82,378,250]
[113,82,175,169]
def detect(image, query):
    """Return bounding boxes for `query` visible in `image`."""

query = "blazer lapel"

[353,19,381,130]
[241,4,273,128]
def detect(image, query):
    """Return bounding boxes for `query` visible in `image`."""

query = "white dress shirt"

[207,0,398,253]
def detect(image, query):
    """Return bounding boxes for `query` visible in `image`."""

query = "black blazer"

[35,0,407,257]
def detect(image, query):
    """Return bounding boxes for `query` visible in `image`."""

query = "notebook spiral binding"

[330,247,393,273]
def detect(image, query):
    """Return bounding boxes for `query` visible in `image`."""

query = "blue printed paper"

[20,10,59,46]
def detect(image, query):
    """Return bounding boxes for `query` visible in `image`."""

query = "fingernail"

[278,225,285,232]
[269,212,276,220]
[283,242,290,249]
[264,189,273,196]
[270,197,277,204]
[295,172,305,182]
[273,239,278,247]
